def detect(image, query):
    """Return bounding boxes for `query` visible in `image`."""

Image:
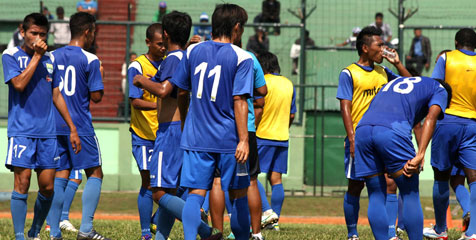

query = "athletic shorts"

[180,150,250,191]
[69,169,83,180]
[344,137,365,181]
[5,137,58,170]
[248,132,260,177]
[131,133,155,171]
[431,123,476,171]
[57,135,102,171]
[354,125,416,177]
[150,121,182,188]
[258,145,288,174]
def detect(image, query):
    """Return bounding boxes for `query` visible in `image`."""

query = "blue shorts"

[150,122,182,188]
[131,133,155,171]
[257,145,288,174]
[5,137,58,170]
[180,150,250,190]
[344,137,365,181]
[451,166,465,177]
[69,169,83,180]
[431,123,476,171]
[57,135,102,171]
[354,125,416,177]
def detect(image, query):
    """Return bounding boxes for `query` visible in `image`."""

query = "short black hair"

[56,6,64,15]
[434,78,452,110]
[375,12,383,19]
[162,11,192,48]
[212,4,248,39]
[257,51,280,74]
[70,12,96,39]
[146,23,163,40]
[455,28,476,48]
[22,13,48,32]
[356,26,382,56]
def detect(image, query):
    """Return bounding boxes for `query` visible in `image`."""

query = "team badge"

[46,63,54,74]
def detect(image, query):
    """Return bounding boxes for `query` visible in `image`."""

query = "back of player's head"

[22,13,48,32]
[146,23,163,40]
[162,11,192,48]
[70,12,96,39]
[356,26,382,56]
[434,78,452,108]
[455,28,476,48]
[212,4,248,39]
[257,51,280,74]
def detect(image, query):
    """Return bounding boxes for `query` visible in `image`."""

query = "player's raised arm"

[9,39,47,92]
[383,46,412,77]
[133,74,172,98]
[52,87,81,153]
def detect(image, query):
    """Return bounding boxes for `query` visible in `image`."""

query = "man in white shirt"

[50,7,71,49]
[369,12,392,45]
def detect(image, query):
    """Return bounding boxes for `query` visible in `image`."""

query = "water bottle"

[236,162,248,177]
[383,48,396,59]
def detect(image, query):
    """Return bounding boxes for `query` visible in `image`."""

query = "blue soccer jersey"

[358,76,448,134]
[153,49,185,98]
[51,46,104,136]
[2,47,58,138]
[170,41,254,153]
[247,51,266,132]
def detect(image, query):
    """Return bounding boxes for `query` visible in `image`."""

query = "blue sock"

[155,207,175,240]
[394,174,423,240]
[271,184,284,217]
[230,196,250,240]
[182,194,205,240]
[28,192,53,237]
[202,191,210,213]
[79,177,102,233]
[365,175,388,240]
[11,191,28,240]
[47,178,68,238]
[151,208,160,228]
[386,193,398,238]
[257,180,271,212]
[432,180,449,234]
[455,184,470,218]
[224,191,233,215]
[466,182,476,235]
[138,187,153,236]
[397,194,405,230]
[61,180,79,221]
[344,192,359,237]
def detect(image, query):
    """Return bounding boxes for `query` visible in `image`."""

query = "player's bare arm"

[254,85,268,97]
[10,39,47,92]
[412,122,424,170]
[133,75,173,98]
[403,104,442,177]
[253,97,265,127]
[177,88,190,131]
[340,99,355,158]
[234,95,249,163]
[383,47,412,77]
[52,87,81,154]
[90,90,104,103]
[130,98,157,110]
[289,113,295,127]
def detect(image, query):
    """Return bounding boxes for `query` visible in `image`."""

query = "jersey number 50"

[382,77,421,94]
[195,62,221,102]
[58,65,76,96]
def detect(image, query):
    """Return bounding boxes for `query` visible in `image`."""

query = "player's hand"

[235,140,249,164]
[403,154,424,177]
[383,47,400,65]
[189,35,201,44]
[133,75,145,87]
[33,38,47,56]
[70,130,82,154]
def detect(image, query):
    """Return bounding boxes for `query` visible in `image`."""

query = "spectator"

[193,12,212,41]
[77,0,98,16]
[336,27,361,48]
[261,0,280,35]
[406,28,432,75]
[7,24,23,49]
[154,1,169,22]
[290,30,315,75]
[42,7,54,20]
[369,12,392,45]
[49,7,71,49]
[246,26,269,55]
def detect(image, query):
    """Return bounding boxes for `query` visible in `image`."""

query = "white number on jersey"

[17,56,28,68]
[194,62,222,102]
[58,65,77,96]
[382,77,422,94]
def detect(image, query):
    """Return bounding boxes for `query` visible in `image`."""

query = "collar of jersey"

[458,49,476,56]
[353,62,374,72]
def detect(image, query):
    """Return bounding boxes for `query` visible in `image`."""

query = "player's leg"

[209,177,225,232]
[247,131,263,238]
[268,171,284,218]
[393,174,424,240]
[59,171,81,231]
[365,174,389,240]
[257,144,275,224]
[463,168,476,238]
[385,174,398,239]
[47,169,70,238]
[12,167,32,240]
[460,124,476,238]
[397,194,405,232]
[450,169,470,231]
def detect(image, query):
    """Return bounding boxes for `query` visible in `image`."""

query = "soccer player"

[423,29,476,240]
[169,4,254,240]
[253,51,295,232]
[354,76,451,240]
[46,12,109,240]
[127,23,165,240]
[2,13,80,240]
[336,26,411,240]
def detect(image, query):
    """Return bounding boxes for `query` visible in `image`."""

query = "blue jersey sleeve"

[251,52,266,89]
[169,55,191,91]
[2,53,21,83]
[291,87,297,114]
[127,62,144,99]
[158,56,181,84]
[383,66,400,81]
[431,55,446,80]
[233,58,254,97]
[87,59,104,92]
[336,69,353,100]
[429,83,449,114]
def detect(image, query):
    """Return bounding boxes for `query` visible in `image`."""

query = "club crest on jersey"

[46,63,54,74]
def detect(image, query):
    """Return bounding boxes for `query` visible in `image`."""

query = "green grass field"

[0,192,468,239]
